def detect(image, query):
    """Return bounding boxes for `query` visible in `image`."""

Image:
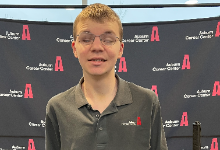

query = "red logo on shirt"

[137,117,141,125]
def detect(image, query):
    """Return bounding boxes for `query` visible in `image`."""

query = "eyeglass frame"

[76,31,122,46]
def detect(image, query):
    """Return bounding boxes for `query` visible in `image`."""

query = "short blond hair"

[73,3,123,41]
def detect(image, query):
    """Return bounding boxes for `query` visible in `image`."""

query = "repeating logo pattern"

[0,84,33,98]
[185,21,220,40]
[152,54,190,71]
[0,25,31,41]
[26,56,64,72]
[123,26,160,43]
[1,18,220,150]
[163,112,188,128]
[184,81,220,98]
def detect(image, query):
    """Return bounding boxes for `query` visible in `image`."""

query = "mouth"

[88,59,107,62]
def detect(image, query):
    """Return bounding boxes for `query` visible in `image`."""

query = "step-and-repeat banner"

[0,16,220,150]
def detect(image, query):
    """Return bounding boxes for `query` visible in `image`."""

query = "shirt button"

[96,114,100,118]
[99,127,103,131]
[87,104,91,109]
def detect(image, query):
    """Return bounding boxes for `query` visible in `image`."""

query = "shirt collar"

[74,74,133,109]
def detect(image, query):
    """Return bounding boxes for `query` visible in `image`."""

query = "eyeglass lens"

[78,32,118,45]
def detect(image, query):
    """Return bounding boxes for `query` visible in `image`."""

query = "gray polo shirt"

[45,74,168,150]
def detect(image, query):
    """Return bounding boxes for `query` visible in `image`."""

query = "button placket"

[96,116,104,132]
[96,114,100,118]
[96,116,108,149]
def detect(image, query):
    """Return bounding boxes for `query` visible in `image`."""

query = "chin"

[84,67,115,77]
[87,70,111,77]
[90,72,107,76]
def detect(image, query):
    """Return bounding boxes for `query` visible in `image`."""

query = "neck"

[82,72,117,103]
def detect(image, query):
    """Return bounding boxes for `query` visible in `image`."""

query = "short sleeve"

[150,95,168,150]
[45,103,61,150]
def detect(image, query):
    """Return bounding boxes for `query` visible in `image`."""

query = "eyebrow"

[104,31,115,34]
[80,30,116,35]
[82,30,90,33]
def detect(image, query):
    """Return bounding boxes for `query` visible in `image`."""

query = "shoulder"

[46,86,76,110]
[126,81,159,105]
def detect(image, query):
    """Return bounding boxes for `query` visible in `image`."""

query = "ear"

[72,41,78,58]
[117,42,124,59]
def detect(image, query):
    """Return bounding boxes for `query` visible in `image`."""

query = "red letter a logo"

[182,54,190,70]
[118,57,127,72]
[151,85,158,96]
[137,117,141,125]
[55,56,64,71]
[22,25,31,40]
[215,21,220,37]
[180,112,188,126]
[24,84,33,98]
[212,81,220,96]
[210,138,218,150]
[28,139,36,150]
[151,26,160,41]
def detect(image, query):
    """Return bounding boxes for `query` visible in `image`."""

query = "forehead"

[76,19,120,36]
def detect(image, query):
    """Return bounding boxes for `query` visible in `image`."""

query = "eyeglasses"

[76,32,121,46]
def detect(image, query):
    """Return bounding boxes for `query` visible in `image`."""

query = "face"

[72,19,124,77]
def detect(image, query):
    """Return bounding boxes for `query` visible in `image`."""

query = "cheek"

[77,52,84,60]
[107,51,117,59]
[77,50,89,64]
[109,46,122,58]
[75,45,86,59]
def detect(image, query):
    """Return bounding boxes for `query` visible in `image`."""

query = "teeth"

[93,60,104,61]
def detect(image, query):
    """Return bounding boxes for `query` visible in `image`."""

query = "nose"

[90,36,104,52]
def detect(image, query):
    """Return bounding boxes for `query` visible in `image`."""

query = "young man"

[46,3,168,150]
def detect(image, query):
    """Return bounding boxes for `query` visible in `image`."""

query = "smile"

[88,59,106,62]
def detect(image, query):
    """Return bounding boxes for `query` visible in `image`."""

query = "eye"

[103,38,114,44]
[102,34,116,45]
[82,39,92,43]
[79,35,93,44]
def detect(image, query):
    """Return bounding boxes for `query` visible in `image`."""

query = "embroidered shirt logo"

[121,121,136,126]
[137,117,141,125]
[121,117,142,126]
